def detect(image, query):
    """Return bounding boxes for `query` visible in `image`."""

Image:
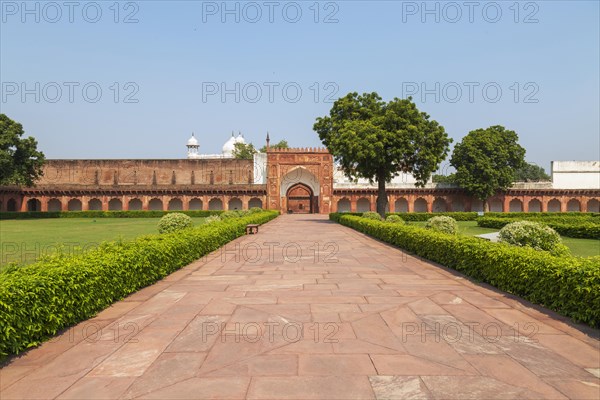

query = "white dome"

[222,134,237,156]
[235,132,245,144]
[187,133,198,146]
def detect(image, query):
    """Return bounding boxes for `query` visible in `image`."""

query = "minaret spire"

[266,131,270,151]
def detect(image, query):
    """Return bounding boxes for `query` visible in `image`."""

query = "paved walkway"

[1,215,599,399]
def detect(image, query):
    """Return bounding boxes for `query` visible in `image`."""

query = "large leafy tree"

[514,162,551,182]
[314,92,451,217]
[451,125,526,210]
[233,142,257,159]
[0,114,45,186]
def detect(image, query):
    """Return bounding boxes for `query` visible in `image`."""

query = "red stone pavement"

[1,215,599,399]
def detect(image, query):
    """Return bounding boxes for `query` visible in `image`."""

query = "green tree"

[232,142,257,159]
[259,139,288,153]
[451,125,526,210]
[314,92,451,217]
[514,162,551,182]
[432,173,457,184]
[0,114,45,186]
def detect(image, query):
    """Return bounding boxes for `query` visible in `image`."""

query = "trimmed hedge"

[386,212,599,222]
[478,217,600,239]
[0,210,224,220]
[484,212,599,219]
[0,211,278,357]
[330,213,600,328]
[387,212,479,221]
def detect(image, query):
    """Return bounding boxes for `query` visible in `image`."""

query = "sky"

[1,0,599,174]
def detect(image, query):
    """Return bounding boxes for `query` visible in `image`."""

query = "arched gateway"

[287,183,314,213]
[265,148,334,214]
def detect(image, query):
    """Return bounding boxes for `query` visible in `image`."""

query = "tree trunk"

[376,174,387,218]
[483,198,489,212]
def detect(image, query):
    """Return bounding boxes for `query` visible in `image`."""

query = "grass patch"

[410,221,599,258]
[0,217,207,267]
[561,237,600,258]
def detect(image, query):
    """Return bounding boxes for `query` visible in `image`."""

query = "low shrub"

[425,216,458,235]
[204,215,221,224]
[0,211,278,358]
[220,210,242,219]
[329,213,600,328]
[157,213,193,234]
[249,207,263,214]
[385,215,405,224]
[362,211,383,221]
[498,221,569,256]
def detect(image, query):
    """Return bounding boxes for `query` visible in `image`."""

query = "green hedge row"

[339,211,600,222]
[483,212,599,219]
[0,211,278,357]
[0,210,224,220]
[386,212,479,221]
[477,217,600,239]
[330,213,600,328]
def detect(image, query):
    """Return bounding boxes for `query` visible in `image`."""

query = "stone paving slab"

[1,214,599,399]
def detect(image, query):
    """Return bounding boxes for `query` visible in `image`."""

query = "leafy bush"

[249,207,263,214]
[425,216,458,234]
[204,215,221,224]
[157,213,193,234]
[220,210,242,219]
[385,215,404,224]
[329,213,600,328]
[362,211,383,221]
[0,211,278,358]
[499,221,569,256]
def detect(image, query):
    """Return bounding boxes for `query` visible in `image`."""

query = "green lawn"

[0,217,207,267]
[409,221,599,258]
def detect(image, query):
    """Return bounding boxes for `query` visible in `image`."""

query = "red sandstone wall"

[36,159,255,186]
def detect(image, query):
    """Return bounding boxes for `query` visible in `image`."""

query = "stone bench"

[246,224,259,235]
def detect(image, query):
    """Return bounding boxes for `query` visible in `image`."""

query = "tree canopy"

[450,125,526,204]
[259,139,288,153]
[514,162,551,182]
[314,92,451,216]
[233,142,257,159]
[0,114,45,186]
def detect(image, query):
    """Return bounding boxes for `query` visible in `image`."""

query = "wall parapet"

[267,147,329,153]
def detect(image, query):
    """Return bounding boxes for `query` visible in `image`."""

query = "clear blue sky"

[1,0,599,173]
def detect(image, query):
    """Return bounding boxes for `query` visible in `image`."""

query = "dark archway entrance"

[27,198,41,212]
[287,183,315,214]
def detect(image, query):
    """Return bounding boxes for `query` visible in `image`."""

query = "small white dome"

[187,133,199,146]
[222,133,237,156]
[235,132,245,144]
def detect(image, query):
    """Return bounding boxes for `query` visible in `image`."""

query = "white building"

[551,161,600,189]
